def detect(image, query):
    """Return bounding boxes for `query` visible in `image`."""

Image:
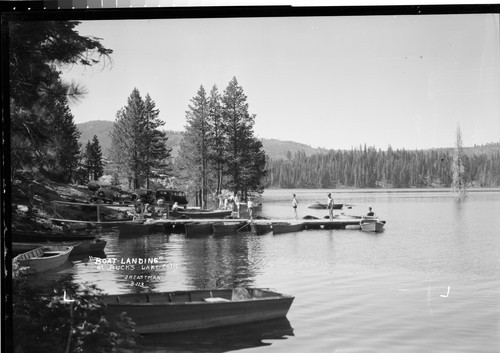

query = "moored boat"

[272,222,304,234]
[172,209,232,219]
[250,222,272,235]
[117,220,165,237]
[185,222,213,237]
[307,202,343,210]
[13,245,73,273]
[103,287,294,333]
[12,239,106,256]
[360,217,386,232]
[212,221,245,236]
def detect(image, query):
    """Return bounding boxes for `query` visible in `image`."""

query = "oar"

[236,221,250,232]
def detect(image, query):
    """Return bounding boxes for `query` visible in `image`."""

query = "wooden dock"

[47,201,367,235]
[143,217,363,234]
[159,218,361,228]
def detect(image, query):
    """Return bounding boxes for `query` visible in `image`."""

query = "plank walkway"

[51,216,363,229]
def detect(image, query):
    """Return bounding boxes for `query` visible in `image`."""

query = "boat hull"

[118,221,165,237]
[250,223,272,235]
[360,219,385,232]
[307,203,343,210]
[272,222,304,234]
[173,210,232,219]
[185,222,213,236]
[104,288,294,333]
[12,239,106,255]
[212,222,244,236]
[14,245,73,273]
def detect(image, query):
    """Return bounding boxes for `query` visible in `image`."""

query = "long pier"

[156,218,362,230]
[47,201,365,234]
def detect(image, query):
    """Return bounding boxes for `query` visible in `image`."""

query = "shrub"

[12,273,137,353]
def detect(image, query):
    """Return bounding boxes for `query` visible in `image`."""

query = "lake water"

[54,189,500,352]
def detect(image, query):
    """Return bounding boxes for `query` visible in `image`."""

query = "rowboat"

[360,217,386,232]
[103,288,294,333]
[117,220,165,237]
[185,222,213,237]
[307,202,343,210]
[250,222,272,235]
[172,209,233,219]
[12,239,106,256]
[212,221,245,236]
[13,245,73,273]
[272,222,304,234]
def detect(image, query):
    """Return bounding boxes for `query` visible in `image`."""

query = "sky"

[61,12,500,150]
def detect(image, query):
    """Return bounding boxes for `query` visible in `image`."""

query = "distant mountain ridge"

[76,120,327,159]
[76,120,500,159]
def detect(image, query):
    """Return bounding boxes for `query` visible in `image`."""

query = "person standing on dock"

[234,192,241,218]
[247,197,254,221]
[218,193,224,210]
[327,193,334,221]
[292,194,298,220]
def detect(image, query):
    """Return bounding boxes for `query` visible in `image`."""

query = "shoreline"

[262,187,500,194]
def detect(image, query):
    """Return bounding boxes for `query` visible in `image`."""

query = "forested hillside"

[264,144,500,189]
[77,121,500,189]
[77,121,323,159]
[78,121,183,157]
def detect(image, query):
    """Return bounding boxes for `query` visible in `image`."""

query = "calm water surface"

[57,189,500,352]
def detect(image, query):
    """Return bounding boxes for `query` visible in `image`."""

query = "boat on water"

[117,220,165,237]
[307,202,343,210]
[185,222,213,236]
[13,245,73,273]
[50,218,137,229]
[12,239,106,256]
[272,222,304,235]
[360,217,386,233]
[250,222,272,235]
[212,221,245,236]
[103,287,294,333]
[172,209,233,219]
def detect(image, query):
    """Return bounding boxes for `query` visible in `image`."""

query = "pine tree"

[9,20,112,180]
[207,85,225,196]
[143,94,172,188]
[109,89,171,190]
[177,86,212,208]
[221,77,266,199]
[452,125,467,196]
[84,135,104,181]
[240,137,268,196]
[52,102,81,182]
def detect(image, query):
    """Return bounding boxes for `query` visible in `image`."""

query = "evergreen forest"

[263,144,500,189]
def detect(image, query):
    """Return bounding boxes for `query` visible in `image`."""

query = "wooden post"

[96,204,101,223]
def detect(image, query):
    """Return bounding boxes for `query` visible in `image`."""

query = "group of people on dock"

[216,192,249,219]
[215,192,260,221]
[217,193,241,213]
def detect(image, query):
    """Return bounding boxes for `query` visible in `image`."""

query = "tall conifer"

[452,125,467,196]
[177,86,212,208]
[109,88,171,189]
